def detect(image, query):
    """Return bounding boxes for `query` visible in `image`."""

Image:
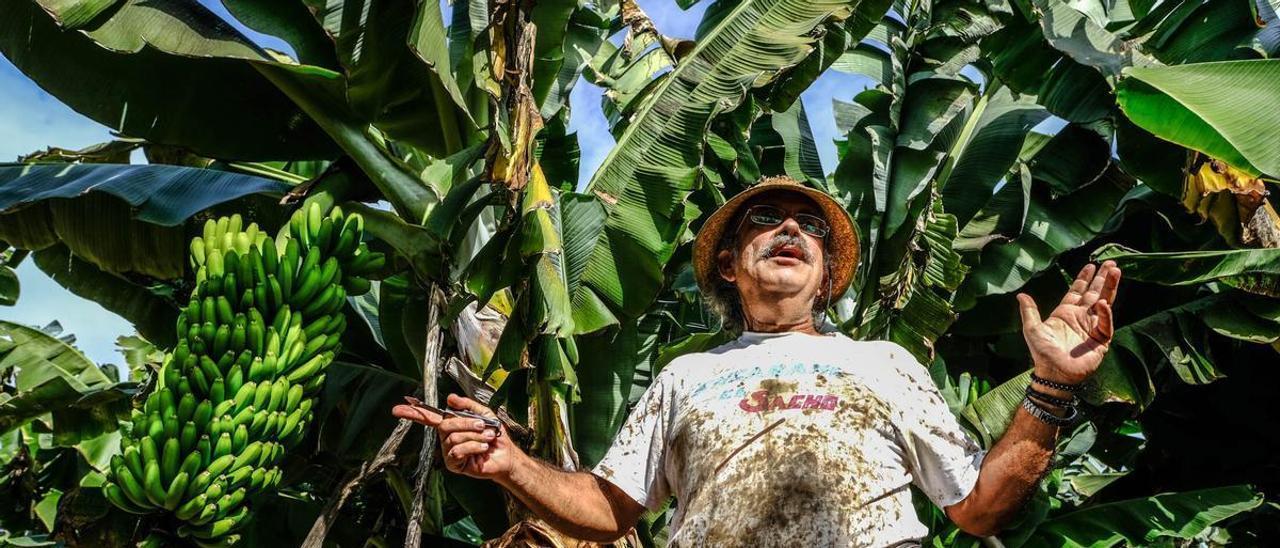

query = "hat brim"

[692,179,860,302]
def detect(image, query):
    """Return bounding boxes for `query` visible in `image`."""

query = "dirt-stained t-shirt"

[591,330,985,547]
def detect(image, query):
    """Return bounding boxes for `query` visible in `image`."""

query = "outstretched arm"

[946,261,1121,536]
[392,394,646,542]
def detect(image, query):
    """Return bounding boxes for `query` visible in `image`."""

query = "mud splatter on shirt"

[591,331,985,547]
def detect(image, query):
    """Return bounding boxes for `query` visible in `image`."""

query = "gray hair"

[704,216,834,335]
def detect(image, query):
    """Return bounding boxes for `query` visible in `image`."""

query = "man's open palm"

[1017,261,1122,385]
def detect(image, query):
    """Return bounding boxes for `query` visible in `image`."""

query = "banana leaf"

[1021,485,1262,548]
[1117,60,1280,178]
[0,321,128,435]
[1030,0,1158,78]
[305,0,476,155]
[956,167,1132,308]
[1093,243,1280,297]
[571,318,661,468]
[0,163,289,279]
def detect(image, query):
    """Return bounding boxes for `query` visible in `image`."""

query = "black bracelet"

[1021,396,1078,427]
[1030,372,1083,393]
[1025,385,1077,408]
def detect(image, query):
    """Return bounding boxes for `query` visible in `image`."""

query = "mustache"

[757,233,812,263]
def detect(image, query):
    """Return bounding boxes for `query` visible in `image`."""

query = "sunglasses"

[735,205,830,238]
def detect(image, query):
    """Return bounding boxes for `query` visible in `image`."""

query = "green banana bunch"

[105,204,384,545]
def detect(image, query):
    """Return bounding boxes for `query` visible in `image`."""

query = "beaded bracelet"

[1030,372,1083,393]
[1025,385,1077,408]
[1021,396,1078,427]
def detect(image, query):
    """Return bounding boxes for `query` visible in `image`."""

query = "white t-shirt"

[591,330,985,547]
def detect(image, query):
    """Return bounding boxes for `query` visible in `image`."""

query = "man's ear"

[717,249,737,283]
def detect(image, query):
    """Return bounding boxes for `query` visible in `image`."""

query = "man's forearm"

[495,452,639,542]
[946,405,1059,536]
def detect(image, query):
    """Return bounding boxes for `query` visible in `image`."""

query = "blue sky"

[0,0,871,366]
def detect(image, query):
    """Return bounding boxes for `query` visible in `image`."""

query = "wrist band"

[1025,385,1077,408]
[1030,372,1083,393]
[1021,396,1078,427]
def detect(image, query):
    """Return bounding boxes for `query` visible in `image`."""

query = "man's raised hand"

[1016,261,1122,385]
[392,393,519,480]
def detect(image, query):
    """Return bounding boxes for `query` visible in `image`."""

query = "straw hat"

[693,176,860,300]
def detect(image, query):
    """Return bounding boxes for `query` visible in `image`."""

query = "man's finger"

[446,431,495,447]
[437,416,490,435]
[1089,299,1113,345]
[1080,261,1111,306]
[448,441,491,460]
[1017,293,1041,329]
[1061,264,1096,306]
[391,404,443,426]
[447,393,497,418]
[1100,265,1121,307]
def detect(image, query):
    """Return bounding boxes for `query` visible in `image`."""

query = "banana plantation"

[1,0,1279,545]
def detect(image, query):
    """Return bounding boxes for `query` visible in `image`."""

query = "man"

[393,176,1121,546]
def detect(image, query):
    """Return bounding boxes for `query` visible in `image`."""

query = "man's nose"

[777,215,803,235]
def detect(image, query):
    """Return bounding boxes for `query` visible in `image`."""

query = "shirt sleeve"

[589,367,676,511]
[885,344,985,508]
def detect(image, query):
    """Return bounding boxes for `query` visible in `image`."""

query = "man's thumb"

[1016,293,1041,329]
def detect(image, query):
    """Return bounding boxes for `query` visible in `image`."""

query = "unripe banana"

[205,454,236,478]
[230,442,262,473]
[216,488,246,516]
[177,392,196,423]
[289,254,324,306]
[164,471,190,511]
[143,461,166,507]
[185,471,213,500]
[301,373,326,396]
[284,385,303,414]
[224,465,253,491]
[175,494,208,521]
[180,451,203,478]
[248,467,267,493]
[267,379,287,413]
[180,422,198,454]
[232,381,256,415]
[316,217,335,254]
[252,381,272,411]
[105,482,151,515]
[209,378,226,404]
[342,276,372,295]
[113,461,153,509]
[333,214,361,258]
[232,424,248,454]
[214,433,233,459]
[279,239,299,297]
[262,412,280,438]
[277,407,305,440]
[306,202,323,244]
[286,352,333,383]
[260,242,278,281]
[226,364,245,396]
